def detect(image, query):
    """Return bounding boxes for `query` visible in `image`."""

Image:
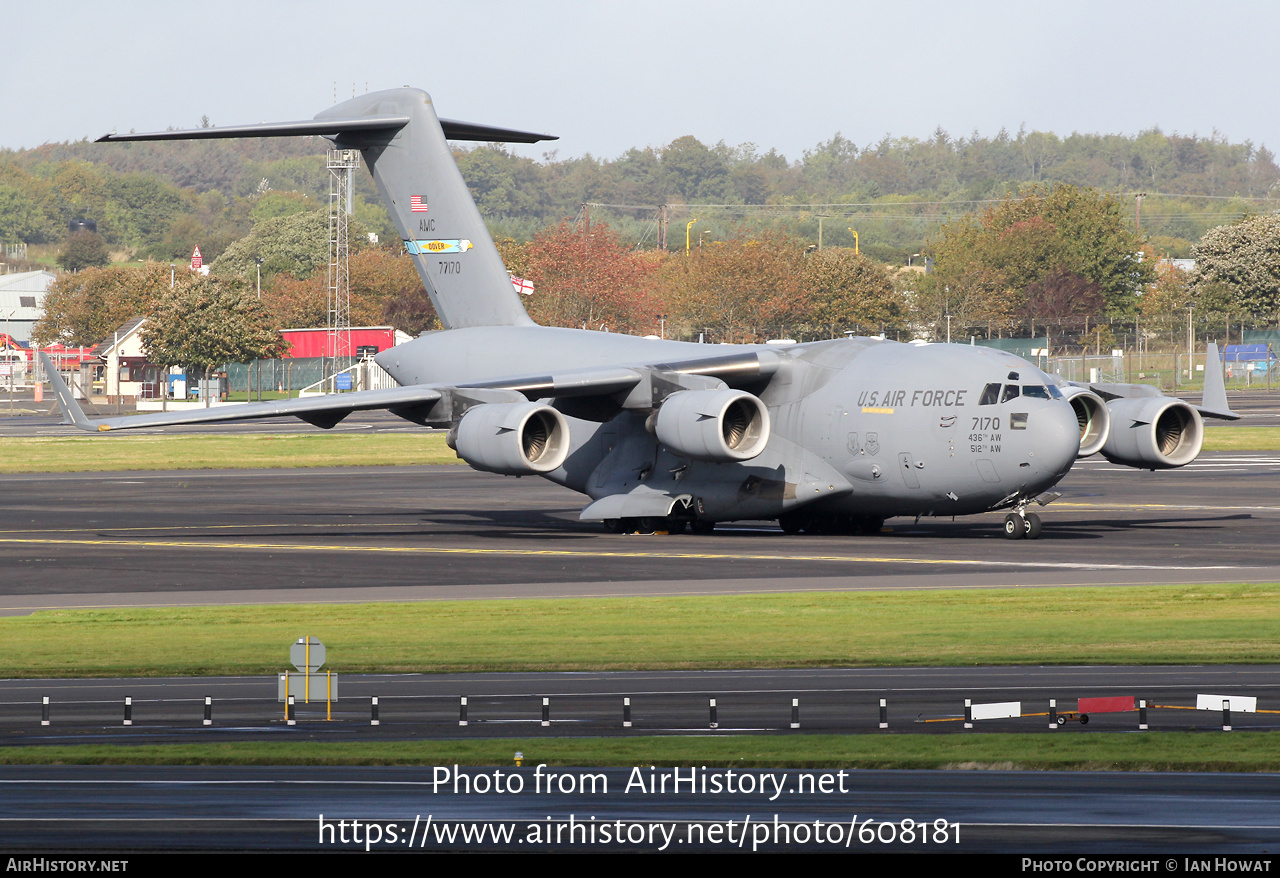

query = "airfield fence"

[2,688,1272,735]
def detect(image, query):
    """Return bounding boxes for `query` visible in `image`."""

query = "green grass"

[1201,426,1280,451]
[0,734,1275,771]
[0,418,1266,475]
[1,585,1276,677]
[0,432,461,472]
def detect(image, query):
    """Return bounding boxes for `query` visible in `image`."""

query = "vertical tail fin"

[1200,342,1240,420]
[98,87,557,331]
[319,89,543,330]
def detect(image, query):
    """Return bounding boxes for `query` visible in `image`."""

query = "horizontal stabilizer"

[97,117,555,144]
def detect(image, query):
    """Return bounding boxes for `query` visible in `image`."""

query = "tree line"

[4,123,1278,270]
[31,177,1280,373]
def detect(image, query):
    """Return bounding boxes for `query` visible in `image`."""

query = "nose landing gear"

[1003,510,1043,540]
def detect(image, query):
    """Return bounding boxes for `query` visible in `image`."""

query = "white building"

[0,270,56,343]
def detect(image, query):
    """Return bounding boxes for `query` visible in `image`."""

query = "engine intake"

[454,402,570,475]
[653,389,770,462]
[1101,398,1203,469]
[1059,386,1110,457]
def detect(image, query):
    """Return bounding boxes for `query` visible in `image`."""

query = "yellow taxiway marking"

[0,536,1244,571]
[2,499,1275,539]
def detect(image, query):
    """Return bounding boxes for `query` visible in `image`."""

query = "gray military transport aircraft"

[42,87,1239,540]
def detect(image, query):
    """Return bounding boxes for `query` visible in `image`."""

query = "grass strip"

[0,432,461,472]
[0,423,1269,474]
[1201,426,1280,451]
[0,734,1275,771]
[1,585,1277,677]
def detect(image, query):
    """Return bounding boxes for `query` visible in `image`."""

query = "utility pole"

[1187,307,1194,382]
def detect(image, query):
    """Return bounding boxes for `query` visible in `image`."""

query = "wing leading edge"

[41,349,782,433]
[1080,341,1240,421]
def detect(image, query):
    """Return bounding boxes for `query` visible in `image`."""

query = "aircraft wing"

[39,352,647,433]
[40,353,445,431]
[1078,342,1240,421]
[41,346,781,433]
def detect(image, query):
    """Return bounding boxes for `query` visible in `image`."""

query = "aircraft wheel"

[603,519,625,534]
[1003,514,1025,540]
[635,517,659,535]
[859,516,884,536]
[665,518,689,535]
[1056,715,1067,726]
[690,520,716,535]
[1024,512,1043,540]
[778,512,805,535]
[805,515,833,535]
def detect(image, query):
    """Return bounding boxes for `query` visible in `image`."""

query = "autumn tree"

[925,184,1153,335]
[1140,263,1192,320]
[142,275,286,381]
[33,262,174,346]
[261,248,439,334]
[659,230,807,342]
[1190,214,1280,319]
[522,222,661,335]
[56,230,112,272]
[912,262,1020,340]
[800,248,905,333]
[212,209,337,282]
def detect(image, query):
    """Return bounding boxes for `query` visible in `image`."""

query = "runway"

[2,666,1278,742]
[1,448,1279,613]
[2,426,1279,853]
[1,765,1277,853]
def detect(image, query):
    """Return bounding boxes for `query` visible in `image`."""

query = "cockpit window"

[1046,384,1063,400]
[1022,385,1051,399]
[1001,384,1021,403]
[979,383,1001,405]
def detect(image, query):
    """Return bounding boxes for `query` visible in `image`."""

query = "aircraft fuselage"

[376,327,1081,524]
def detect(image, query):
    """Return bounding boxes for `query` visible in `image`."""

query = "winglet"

[38,352,98,431]
[1200,342,1240,420]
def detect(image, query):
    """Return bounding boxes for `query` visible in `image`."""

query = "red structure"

[278,327,406,359]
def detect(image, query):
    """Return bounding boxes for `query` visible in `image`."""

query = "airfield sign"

[291,636,325,673]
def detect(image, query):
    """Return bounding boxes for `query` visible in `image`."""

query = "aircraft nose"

[1038,401,1082,474]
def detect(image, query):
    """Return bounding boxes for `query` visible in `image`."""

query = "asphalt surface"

[1,765,1276,853]
[1,666,1277,743]
[1,449,1280,610]
[1,397,1279,854]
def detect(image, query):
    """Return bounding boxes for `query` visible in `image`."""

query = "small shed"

[90,317,167,401]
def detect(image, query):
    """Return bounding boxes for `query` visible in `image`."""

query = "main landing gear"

[604,517,706,535]
[777,511,884,536]
[1003,510,1043,540]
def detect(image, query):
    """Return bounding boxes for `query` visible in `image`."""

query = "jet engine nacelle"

[1100,397,1204,469]
[1059,386,1111,457]
[454,402,570,475]
[653,389,770,462]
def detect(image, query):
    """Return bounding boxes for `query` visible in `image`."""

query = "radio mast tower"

[326,148,359,378]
